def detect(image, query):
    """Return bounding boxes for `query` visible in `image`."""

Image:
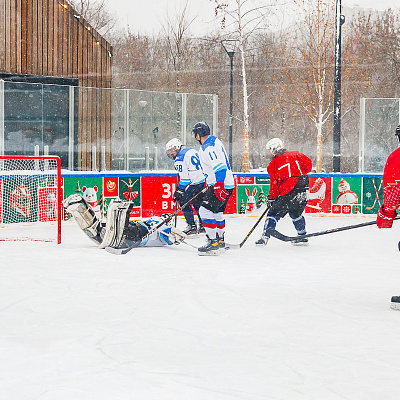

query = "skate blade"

[291,241,309,246]
[198,249,220,256]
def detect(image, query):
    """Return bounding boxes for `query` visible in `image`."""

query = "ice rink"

[1,213,400,399]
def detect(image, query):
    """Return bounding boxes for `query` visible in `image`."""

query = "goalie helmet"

[266,138,283,156]
[396,125,400,143]
[165,138,182,159]
[192,121,210,138]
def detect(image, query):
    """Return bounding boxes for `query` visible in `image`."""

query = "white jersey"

[174,147,205,189]
[198,136,234,188]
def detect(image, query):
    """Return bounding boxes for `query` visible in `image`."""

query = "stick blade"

[225,243,241,249]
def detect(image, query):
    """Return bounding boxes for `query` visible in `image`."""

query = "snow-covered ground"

[1,213,400,399]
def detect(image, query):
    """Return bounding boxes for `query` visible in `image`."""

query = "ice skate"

[390,296,400,310]
[183,223,198,236]
[198,236,220,256]
[99,200,134,249]
[255,235,269,246]
[291,233,309,246]
[217,233,226,251]
[197,223,206,234]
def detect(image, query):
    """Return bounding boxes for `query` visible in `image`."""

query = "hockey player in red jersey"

[255,138,312,246]
[377,126,400,310]
[377,125,400,230]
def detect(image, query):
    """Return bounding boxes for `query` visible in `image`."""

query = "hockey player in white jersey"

[166,138,206,235]
[63,194,187,252]
[192,121,234,256]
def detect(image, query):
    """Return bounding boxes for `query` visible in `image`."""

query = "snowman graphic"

[336,179,358,204]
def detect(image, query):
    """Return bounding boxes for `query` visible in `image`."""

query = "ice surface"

[1,213,400,399]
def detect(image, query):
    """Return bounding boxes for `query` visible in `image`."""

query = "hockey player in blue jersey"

[166,137,206,235]
[192,121,235,256]
[63,194,187,252]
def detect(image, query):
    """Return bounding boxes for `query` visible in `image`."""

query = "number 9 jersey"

[174,147,205,189]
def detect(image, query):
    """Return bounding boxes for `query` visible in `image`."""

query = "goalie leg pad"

[99,200,134,249]
[63,194,103,245]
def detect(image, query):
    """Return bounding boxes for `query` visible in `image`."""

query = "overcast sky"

[107,0,400,36]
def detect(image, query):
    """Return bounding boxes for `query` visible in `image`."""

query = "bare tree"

[213,0,279,172]
[68,0,116,39]
[281,0,336,172]
[160,0,197,93]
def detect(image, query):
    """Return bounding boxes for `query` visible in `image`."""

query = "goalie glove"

[168,227,187,245]
[213,182,229,201]
[377,205,397,229]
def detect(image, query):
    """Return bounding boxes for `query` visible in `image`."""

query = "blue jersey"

[136,216,173,247]
[174,147,205,189]
[198,136,234,188]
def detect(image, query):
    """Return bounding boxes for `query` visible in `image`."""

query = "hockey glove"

[173,187,185,202]
[213,182,229,201]
[377,206,397,229]
[266,197,275,208]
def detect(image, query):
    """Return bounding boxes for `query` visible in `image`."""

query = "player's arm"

[377,185,400,228]
[267,161,279,200]
[299,153,313,174]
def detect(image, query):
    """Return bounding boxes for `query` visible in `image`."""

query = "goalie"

[62,193,187,251]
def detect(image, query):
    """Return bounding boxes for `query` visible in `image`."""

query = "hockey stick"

[174,201,178,227]
[226,202,272,249]
[106,186,209,255]
[266,216,400,242]
[366,179,382,210]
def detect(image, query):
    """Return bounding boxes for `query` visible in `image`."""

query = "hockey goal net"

[0,156,62,243]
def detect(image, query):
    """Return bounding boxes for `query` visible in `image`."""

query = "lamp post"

[222,40,238,169]
[333,0,345,172]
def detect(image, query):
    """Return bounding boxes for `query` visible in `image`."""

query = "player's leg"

[288,190,309,246]
[255,198,287,246]
[198,206,220,255]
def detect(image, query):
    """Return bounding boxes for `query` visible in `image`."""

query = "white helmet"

[165,138,182,159]
[266,138,283,155]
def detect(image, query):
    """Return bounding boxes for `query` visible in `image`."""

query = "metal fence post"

[359,98,366,173]
[68,86,74,171]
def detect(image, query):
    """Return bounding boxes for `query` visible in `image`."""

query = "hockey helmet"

[165,138,182,159]
[192,121,210,138]
[396,125,400,143]
[266,138,283,155]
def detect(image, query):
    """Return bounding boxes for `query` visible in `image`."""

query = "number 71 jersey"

[267,151,312,198]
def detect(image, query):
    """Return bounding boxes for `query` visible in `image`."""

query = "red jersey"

[382,146,400,212]
[383,147,400,189]
[267,151,312,199]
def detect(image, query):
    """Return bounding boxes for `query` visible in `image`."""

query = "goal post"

[0,156,62,244]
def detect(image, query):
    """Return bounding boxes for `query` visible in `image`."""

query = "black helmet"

[192,121,210,138]
[396,125,400,143]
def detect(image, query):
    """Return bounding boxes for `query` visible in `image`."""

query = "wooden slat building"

[0,0,113,170]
